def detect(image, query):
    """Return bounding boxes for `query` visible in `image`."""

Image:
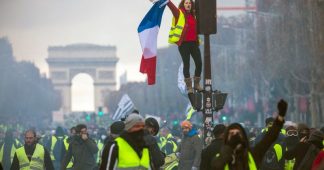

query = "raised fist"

[277,99,288,117]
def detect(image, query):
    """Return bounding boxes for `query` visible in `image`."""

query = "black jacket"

[144,130,165,170]
[212,117,284,169]
[61,135,98,170]
[200,138,223,170]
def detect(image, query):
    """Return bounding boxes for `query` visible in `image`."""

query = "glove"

[277,99,288,117]
[192,167,198,170]
[175,152,180,158]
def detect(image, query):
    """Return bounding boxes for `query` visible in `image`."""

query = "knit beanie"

[110,121,125,135]
[124,113,145,131]
[181,120,192,129]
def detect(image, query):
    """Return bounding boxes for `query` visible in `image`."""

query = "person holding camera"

[61,124,98,170]
[211,99,288,169]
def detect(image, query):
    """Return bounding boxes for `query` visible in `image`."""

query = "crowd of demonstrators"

[1,99,324,170]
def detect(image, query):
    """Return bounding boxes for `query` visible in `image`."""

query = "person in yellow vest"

[10,129,54,170]
[283,125,299,170]
[100,113,151,170]
[211,99,288,170]
[46,126,67,170]
[100,121,125,170]
[167,0,203,93]
[160,127,178,156]
[0,129,20,170]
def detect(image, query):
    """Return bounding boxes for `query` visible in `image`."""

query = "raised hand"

[277,99,288,117]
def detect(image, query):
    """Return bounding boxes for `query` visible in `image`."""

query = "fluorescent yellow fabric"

[168,10,185,44]
[16,144,45,170]
[0,143,16,164]
[115,137,150,169]
[224,152,257,170]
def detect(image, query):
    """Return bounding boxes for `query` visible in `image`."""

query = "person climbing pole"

[167,0,203,93]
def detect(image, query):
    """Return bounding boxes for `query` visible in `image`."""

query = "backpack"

[297,144,320,170]
[53,137,65,161]
[261,143,284,170]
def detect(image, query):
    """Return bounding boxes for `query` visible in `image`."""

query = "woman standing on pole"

[167,0,203,94]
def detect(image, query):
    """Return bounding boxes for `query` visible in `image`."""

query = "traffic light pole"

[202,34,214,144]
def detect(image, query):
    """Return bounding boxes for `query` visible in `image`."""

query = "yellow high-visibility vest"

[16,144,45,170]
[50,135,66,160]
[95,139,104,164]
[0,143,16,164]
[168,10,185,44]
[115,137,150,169]
[224,152,257,170]
[63,138,73,169]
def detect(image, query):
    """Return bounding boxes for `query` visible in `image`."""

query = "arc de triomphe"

[46,44,118,114]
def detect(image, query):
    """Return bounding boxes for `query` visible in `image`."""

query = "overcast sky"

[0,0,247,83]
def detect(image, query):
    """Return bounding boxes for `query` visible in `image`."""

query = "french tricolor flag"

[138,0,168,85]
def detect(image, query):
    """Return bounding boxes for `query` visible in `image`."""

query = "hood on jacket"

[187,128,199,137]
[224,123,250,149]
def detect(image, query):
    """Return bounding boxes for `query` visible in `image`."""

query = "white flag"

[112,94,134,120]
[177,63,187,95]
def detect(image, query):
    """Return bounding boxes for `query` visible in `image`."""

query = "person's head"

[179,0,195,15]
[55,126,65,136]
[213,124,226,139]
[76,124,88,136]
[265,117,274,128]
[110,121,125,139]
[24,129,37,146]
[145,117,160,136]
[224,123,249,149]
[4,129,14,143]
[297,123,310,139]
[181,120,192,135]
[124,114,145,133]
[160,127,170,137]
[70,127,76,136]
[308,130,324,148]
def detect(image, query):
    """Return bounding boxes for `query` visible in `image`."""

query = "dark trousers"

[178,41,202,78]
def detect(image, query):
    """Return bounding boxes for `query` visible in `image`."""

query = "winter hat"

[124,113,145,131]
[110,121,125,135]
[181,120,192,129]
[308,130,324,142]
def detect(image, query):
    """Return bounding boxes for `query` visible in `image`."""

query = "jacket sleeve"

[167,1,179,19]
[211,145,233,169]
[252,117,284,167]
[85,138,99,154]
[99,142,118,170]
[192,136,203,168]
[10,153,19,170]
[44,148,55,170]
[61,145,72,170]
[149,142,165,169]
